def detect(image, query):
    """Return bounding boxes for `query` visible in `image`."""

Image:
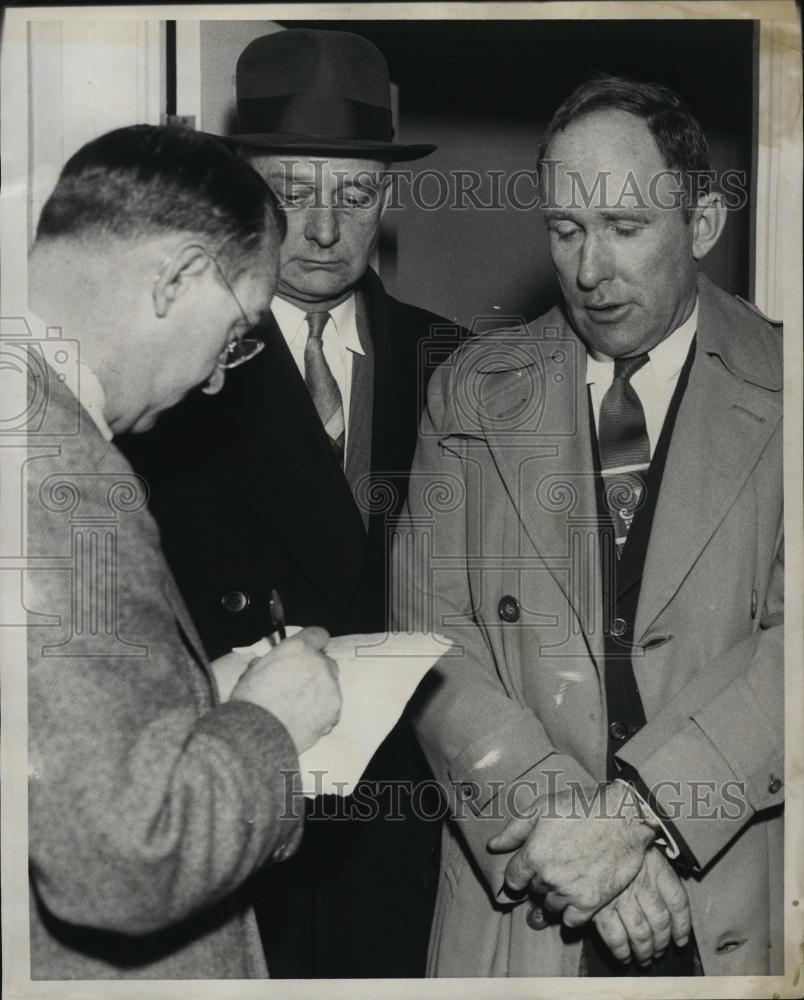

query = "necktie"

[304,311,345,464]
[598,354,650,554]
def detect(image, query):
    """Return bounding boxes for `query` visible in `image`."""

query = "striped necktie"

[598,353,650,554]
[304,311,345,464]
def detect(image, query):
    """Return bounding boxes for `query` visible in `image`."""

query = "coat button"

[610,617,628,637]
[768,776,783,794]
[526,903,548,930]
[274,842,292,862]
[221,590,249,613]
[609,721,629,741]
[498,595,520,623]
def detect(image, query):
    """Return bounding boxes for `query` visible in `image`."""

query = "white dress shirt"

[585,300,698,457]
[73,359,113,441]
[271,295,364,453]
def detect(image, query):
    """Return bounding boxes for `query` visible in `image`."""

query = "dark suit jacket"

[27,373,302,980]
[122,268,460,651]
[120,269,465,977]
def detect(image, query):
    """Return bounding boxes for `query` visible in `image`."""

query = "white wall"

[26,20,163,247]
[199,20,283,137]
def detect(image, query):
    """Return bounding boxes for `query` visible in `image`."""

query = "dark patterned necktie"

[598,354,650,554]
[304,311,345,464]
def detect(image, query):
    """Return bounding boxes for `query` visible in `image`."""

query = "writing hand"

[210,650,251,703]
[231,625,341,754]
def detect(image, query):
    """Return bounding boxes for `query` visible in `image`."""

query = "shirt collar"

[648,298,698,381]
[585,351,613,387]
[272,293,365,356]
[585,297,698,386]
[77,359,114,441]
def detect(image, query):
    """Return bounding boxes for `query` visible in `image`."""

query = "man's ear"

[152,243,210,318]
[690,192,727,261]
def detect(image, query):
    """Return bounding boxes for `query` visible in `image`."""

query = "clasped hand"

[488,782,690,965]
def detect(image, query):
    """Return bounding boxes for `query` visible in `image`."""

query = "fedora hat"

[230,29,436,162]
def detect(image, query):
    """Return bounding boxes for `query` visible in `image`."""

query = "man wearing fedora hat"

[121,28,459,979]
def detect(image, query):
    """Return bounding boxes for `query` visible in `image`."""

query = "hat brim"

[223,131,436,163]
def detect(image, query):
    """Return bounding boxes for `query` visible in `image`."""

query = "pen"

[268,588,287,644]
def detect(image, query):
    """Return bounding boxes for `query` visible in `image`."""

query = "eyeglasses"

[217,330,265,370]
[191,245,266,370]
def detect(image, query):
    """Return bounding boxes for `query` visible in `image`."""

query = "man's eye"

[613,223,642,237]
[277,190,313,208]
[338,193,375,209]
[550,224,580,240]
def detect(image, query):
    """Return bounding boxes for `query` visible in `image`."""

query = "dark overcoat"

[121,269,463,976]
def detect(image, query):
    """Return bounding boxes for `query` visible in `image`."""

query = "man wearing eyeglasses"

[118,30,461,979]
[24,124,342,980]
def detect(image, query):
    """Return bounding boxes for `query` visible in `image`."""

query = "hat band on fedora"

[237,95,393,143]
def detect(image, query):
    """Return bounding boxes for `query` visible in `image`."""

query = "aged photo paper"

[2,3,802,998]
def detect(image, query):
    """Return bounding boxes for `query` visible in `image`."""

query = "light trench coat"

[395,275,784,977]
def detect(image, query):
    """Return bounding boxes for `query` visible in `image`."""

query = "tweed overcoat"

[26,373,303,979]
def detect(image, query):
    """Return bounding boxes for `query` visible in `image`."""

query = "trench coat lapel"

[362,270,419,524]
[343,292,373,530]
[634,278,782,642]
[475,312,605,669]
[206,312,369,618]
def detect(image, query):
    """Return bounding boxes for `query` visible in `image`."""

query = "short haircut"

[36,124,285,274]
[538,74,714,216]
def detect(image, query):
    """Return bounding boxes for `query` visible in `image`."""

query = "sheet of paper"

[232,631,450,796]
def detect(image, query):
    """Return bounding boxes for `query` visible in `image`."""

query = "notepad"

[232,631,450,796]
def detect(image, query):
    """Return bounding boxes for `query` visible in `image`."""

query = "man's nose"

[576,233,612,289]
[304,206,340,248]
